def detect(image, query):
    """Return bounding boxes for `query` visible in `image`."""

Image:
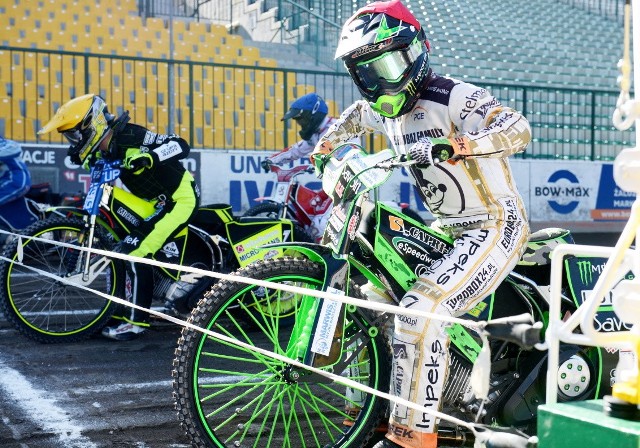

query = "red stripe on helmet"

[353,0,421,30]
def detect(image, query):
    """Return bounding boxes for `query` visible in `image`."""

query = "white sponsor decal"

[310,287,343,356]
[154,141,182,161]
[162,241,179,258]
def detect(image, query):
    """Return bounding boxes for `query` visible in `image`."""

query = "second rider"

[38,93,199,341]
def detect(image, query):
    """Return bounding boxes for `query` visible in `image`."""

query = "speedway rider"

[313,1,531,447]
[263,92,335,166]
[38,94,199,341]
[261,93,337,241]
[262,92,360,240]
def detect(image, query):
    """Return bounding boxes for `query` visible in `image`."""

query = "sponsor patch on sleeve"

[451,136,473,157]
[153,141,182,161]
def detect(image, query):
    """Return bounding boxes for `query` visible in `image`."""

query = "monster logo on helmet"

[336,0,431,118]
[374,15,407,42]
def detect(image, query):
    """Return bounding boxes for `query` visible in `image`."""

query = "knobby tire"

[173,257,391,448]
[0,216,122,343]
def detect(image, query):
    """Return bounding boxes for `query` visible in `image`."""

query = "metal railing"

[0,46,633,160]
[563,0,627,22]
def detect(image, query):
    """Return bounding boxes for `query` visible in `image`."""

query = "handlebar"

[375,155,418,171]
[264,162,316,182]
[480,314,542,350]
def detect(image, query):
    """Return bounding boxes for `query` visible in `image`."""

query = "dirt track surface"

[0,316,191,448]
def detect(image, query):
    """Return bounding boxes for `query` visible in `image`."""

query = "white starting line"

[0,356,97,448]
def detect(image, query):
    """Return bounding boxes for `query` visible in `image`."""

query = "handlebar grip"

[260,159,272,173]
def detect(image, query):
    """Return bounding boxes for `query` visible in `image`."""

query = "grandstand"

[208,0,627,89]
[0,0,634,159]
[0,0,328,149]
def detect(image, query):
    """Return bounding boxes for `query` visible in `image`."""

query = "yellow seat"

[260,58,278,68]
[8,117,40,141]
[172,19,190,35]
[213,109,235,129]
[197,125,226,149]
[191,124,205,147]
[6,117,26,141]
[268,109,287,129]
[209,23,226,36]
[290,84,315,98]
[234,128,256,149]
[144,17,166,32]
[326,99,340,117]
[211,128,225,149]
[263,129,285,150]
[240,46,260,61]
[218,45,239,58]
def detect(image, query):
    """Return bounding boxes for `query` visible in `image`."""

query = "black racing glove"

[261,159,272,173]
[122,152,153,174]
[407,137,456,166]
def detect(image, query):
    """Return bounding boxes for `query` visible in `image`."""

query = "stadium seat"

[234,128,256,149]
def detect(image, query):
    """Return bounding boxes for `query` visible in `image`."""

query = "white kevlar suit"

[316,72,532,448]
[268,116,338,164]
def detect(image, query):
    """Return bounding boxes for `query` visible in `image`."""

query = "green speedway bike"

[0,158,309,343]
[172,145,610,447]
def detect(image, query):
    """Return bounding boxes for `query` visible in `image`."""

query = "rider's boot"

[101,320,148,341]
[371,434,438,448]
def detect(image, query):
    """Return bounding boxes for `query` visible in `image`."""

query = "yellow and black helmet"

[38,94,114,166]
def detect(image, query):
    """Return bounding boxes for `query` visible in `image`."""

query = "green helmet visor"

[353,39,424,92]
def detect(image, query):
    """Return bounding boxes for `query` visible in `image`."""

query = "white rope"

[0,228,484,330]
[0,226,536,435]
[612,0,639,131]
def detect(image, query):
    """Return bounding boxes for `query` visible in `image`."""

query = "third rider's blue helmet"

[282,93,328,141]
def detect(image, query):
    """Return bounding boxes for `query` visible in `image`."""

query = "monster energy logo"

[576,260,593,285]
[375,16,404,42]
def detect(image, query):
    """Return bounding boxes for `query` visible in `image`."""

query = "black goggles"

[62,126,92,146]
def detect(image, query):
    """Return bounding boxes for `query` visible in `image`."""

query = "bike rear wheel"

[0,216,122,343]
[173,257,391,448]
[243,202,283,219]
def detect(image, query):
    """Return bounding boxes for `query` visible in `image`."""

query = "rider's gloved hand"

[407,137,456,166]
[82,151,103,170]
[311,140,334,177]
[260,159,272,173]
[123,152,153,174]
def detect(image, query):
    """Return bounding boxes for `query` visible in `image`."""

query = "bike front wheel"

[173,257,391,448]
[0,216,123,343]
